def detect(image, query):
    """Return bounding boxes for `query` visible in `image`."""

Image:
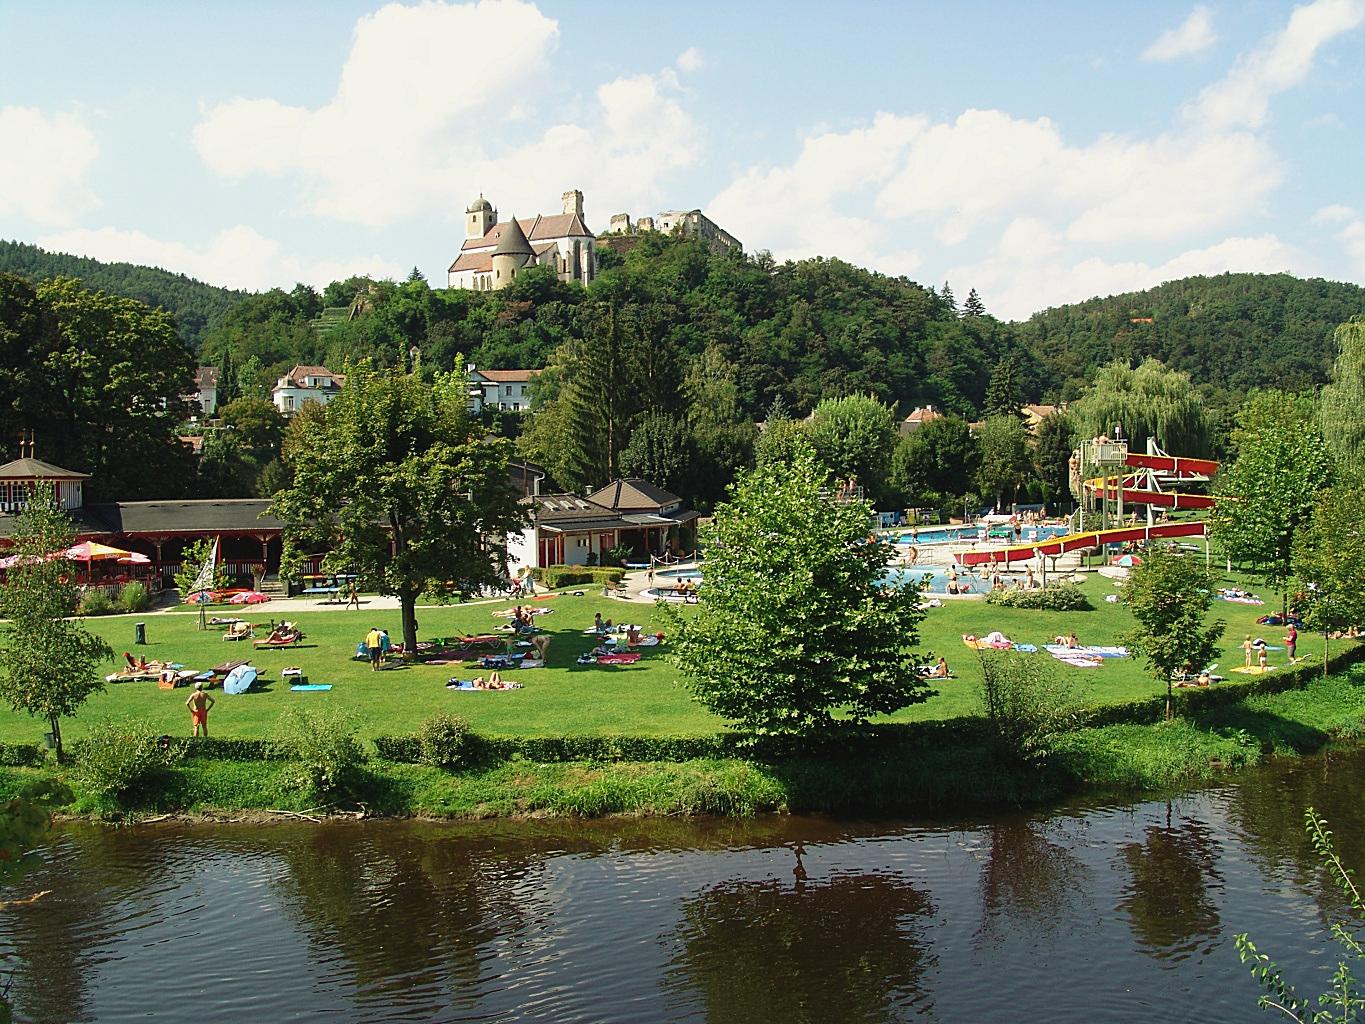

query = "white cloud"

[0,107,99,226]
[1143,6,1218,62]
[676,47,704,72]
[1185,0,1365,129]
[192,0,698,228]
[708,112,925,274]
[37,225,404,293]
[1312,203,1357,224]
[953,230,1305,320]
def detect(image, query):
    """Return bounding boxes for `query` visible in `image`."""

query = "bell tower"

[466,195,496,239]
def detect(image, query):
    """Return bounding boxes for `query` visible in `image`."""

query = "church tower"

[490,216,534,290]
[466,195,496,239]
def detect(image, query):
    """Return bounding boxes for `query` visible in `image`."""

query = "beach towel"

[290,684,332,691]
[1012,643,1038,653]
[1230,665,1275,675]
[595,652,642,665]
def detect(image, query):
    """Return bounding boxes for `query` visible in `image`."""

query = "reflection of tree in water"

[272,825,548,1015]
[1117,807,1222,962]
[1225,749,1365,921]
[666,846,937,1024]
[977,818,1091,944]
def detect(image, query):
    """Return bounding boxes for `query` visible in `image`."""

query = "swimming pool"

[654,567,703,581]
[894,525,1070,546]
[880,566,969,595]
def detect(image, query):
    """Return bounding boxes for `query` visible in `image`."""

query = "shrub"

[117,582,151,613]
[985,583,1092,611]
[529,565,626,589]
[417,712,471,769]
[979,653,1088,767]
[77,588,115,616]
[273,708,368,799]
[70,719,181,805]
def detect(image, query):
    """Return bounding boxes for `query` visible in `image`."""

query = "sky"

[1,0,1363,319]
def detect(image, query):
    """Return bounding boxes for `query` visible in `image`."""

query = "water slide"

[1082,451,1219,511]
[955,520,1209,567]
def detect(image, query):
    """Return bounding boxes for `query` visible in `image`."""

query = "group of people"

[363,626,392,670]
[1243,627,1297,669]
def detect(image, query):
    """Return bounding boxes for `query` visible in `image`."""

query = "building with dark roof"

[448,190,597,291]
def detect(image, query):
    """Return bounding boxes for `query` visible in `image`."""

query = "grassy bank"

[7,665,1362,822]
[0,574,1333,747]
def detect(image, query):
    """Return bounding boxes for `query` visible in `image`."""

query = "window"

[520,385,527,396]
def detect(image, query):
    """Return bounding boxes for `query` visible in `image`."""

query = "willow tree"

[1319,316,1365,472]
[273,363,526,653]
[1070,358,1208,455]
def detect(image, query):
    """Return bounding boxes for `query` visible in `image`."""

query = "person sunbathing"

[626,625,644,647]
[930,657,950,679]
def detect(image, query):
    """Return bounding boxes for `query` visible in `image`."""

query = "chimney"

[562,189,584,218]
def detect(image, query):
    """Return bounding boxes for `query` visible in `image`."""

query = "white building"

[272,364,344,416]
[468,367,539,413]
[190,367,219,417]
[448,190,597,291]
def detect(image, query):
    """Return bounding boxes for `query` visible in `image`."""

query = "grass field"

[0,572,1327,746]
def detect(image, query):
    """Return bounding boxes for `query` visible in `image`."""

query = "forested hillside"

[0,240,249,348]
[1017,273,1365,399]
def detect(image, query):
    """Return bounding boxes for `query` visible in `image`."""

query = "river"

[3,748,1362,1023]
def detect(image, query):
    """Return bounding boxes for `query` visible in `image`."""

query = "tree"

[1319,316,1365,471]
[1120,547,1224,720]
[1070,358,1209,456]
[974,415,1031,509]
[940,281,957,315]
[1211,391,1333,603]
[754,417,812,470]
[683,343,756,509]
[0,484,113,760]
[173,537,229,598]
[888,415,979,506]
[1033,411,1077,509]
[669,450,929,740]
[806,394,898,503]
[215,348,240,407]
[983,351,1024,419]
[273,362,526,653]
[1290,482,1365,676]
[619,412,694,496]
[219,396,285,466]
[962,288,986,318]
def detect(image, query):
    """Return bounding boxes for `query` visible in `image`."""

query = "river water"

[3,749,1363,1023]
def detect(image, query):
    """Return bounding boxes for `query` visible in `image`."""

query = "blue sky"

[1,0,1362,317]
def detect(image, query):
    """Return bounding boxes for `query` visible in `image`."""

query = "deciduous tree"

[974,415,1030,509]
[1319,316,1365,471]
[1120,546,1224,720]
[1291,481,1365,676]
[670,451,929,740]
[0,484,113,760]
[1071,358,1209,456]
[273,363,526,653]
[806,394,898,503]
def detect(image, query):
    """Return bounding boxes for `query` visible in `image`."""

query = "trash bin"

[134,622,147,645]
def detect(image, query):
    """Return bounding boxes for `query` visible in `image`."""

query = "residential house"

[189,366,218,417]
[272,364,344,416]
[468,367,539,413]
[898,405,943,435]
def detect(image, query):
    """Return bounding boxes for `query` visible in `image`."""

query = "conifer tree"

[963,288,987,318]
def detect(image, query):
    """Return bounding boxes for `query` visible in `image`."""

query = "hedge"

[530,565,626,590]
[985,583,1091,611]
[0,742,46,768]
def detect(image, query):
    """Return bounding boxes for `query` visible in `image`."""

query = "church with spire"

[447,189,598,291]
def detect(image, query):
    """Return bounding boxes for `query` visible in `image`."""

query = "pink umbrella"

[118,552,151,565]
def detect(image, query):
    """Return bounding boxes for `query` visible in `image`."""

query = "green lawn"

[0,574,1328,745]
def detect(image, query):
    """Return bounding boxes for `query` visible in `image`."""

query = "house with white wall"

[272,364,344,416]
[468,367,539,413]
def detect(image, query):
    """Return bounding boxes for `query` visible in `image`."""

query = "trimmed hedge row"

[985,584,1092,611]
[530,565,626,589]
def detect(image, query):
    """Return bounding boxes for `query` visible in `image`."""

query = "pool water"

[881,566,968,595]
[655,568,703,581]
[894,525,1069,546]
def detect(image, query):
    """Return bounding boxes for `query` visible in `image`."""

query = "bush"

[273,708,368,799]
[70,719,181,805]
[417,712,471,769]
[529,565,626,589]
[985,583,1092,610]
[117,582,151,613]
[77,588,115,616]
[979,653,1088,767]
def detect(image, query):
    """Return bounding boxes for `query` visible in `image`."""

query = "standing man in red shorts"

[186,681,215,738]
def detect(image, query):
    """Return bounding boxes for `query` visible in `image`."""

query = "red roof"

[282,364,344,389]
[476,369,539,383]
[460,213,592,252]
[449,252,493,274]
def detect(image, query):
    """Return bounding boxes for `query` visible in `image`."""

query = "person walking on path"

[345,581,361,610]
[1285,624,1298,662]
[186,682,215,738]
[365,626,384,671]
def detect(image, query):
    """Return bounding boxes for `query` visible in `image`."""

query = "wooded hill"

[0,240,248,349]
[1016,272,1365,399]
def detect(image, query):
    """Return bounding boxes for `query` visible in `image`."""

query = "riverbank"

[7,662,1364,822]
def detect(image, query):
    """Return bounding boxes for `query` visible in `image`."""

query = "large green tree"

[1319,316,1365,471]
[1071,358,1209,456]
[0,274,196,499]
[974,415,1031,509]
[219,396,285,466]
[1291,481,1365,676]
[1033,411,1078,509]
[272,363,526,653]
[983,351,1023,419]
[805,394,898,504]
[1211,391,1333,602]
[670,450,929,740]
[0,485,113,760]
[619,412,694,496]
[889,415,980,507]
[1120,546,1224,720]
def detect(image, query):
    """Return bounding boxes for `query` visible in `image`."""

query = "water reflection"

[666,843,937,1023]
[1117,803,1222,962]
[977,818,1091,944]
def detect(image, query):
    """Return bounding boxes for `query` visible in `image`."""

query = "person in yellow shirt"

[365,627,385,671]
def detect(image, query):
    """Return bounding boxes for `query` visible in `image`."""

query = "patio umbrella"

[117,552,152,565]
[1112,553,1143,568]
[64,541,138,562]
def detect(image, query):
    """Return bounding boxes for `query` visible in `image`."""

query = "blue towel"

[1012,643,1038,653]
[290,684,332,691]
